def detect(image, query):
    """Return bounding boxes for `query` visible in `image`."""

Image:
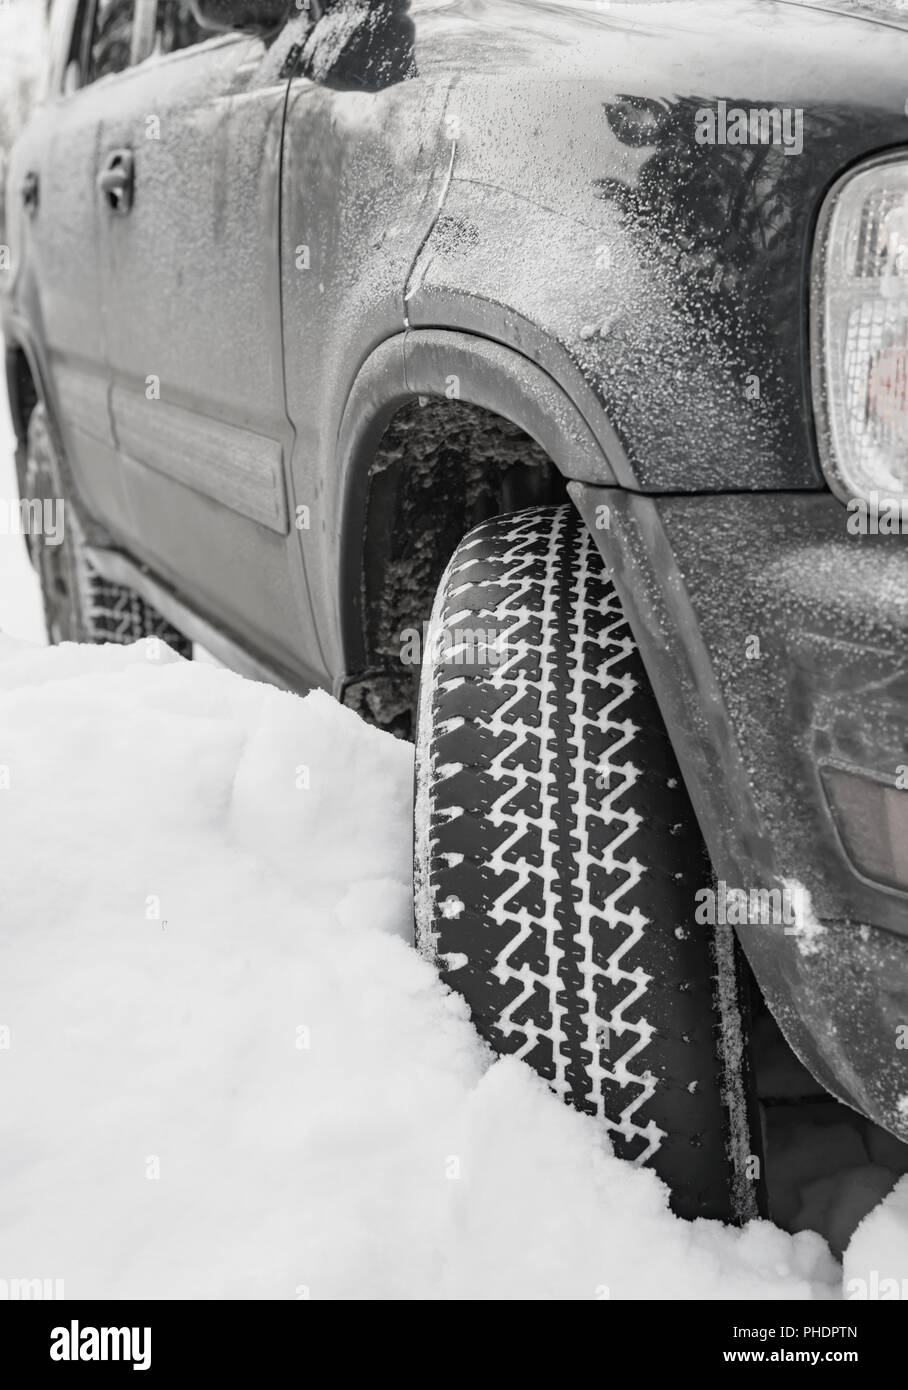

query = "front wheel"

[414,504,763,1222]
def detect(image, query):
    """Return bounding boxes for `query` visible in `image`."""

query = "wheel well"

[345,394,567,736]
[5,344,39,494]
[4,339,117,548]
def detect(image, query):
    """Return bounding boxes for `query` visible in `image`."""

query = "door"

[5,0,132,536]
[96,1,319,680]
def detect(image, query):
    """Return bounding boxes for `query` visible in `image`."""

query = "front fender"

[404,1,908,491]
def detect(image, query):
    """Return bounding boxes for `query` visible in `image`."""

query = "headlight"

[811,155,908,502]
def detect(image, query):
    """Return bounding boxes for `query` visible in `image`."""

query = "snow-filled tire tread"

[415,504,759,1221]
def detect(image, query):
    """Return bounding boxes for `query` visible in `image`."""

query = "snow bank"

[0,636,892,1298]
[844,1176,908,1299]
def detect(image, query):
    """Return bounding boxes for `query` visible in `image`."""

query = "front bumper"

[570,484,908,1139]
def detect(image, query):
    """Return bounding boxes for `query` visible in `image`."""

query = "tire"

[415,504,763,1222]
[24,403,191,655]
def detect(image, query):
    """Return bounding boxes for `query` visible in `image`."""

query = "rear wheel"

[415,504,763,1221]
[24,403,191,654]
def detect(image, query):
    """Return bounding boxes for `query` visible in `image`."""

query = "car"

[2,0,907,1225]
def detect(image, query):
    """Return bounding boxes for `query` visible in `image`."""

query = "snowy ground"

[0,634,906,1300]
[0,557,906,1294]
[1,381,907,1301]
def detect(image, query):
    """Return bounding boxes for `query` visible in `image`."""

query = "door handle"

[20,170,39,215]
[98,149,134,214]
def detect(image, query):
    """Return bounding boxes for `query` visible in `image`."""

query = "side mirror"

[190,0,292,36]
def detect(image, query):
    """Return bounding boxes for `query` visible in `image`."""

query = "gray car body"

[3,0,907,1138]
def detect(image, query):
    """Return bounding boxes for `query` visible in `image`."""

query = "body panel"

[405,0,908,491]
[3,72,129,531]
[280,7,453,683]
[94,28,320,677]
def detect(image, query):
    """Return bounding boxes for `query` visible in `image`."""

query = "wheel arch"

[3,320,118,548]
[4,328,44,495]
[335,327,617,685]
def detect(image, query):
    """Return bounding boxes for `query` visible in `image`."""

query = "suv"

[3,0,907,1224]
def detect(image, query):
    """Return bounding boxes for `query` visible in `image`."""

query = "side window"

[154,0,207,56]
[89,0,136,81]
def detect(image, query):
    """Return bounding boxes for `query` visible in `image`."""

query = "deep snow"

[0,630,904,1299]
